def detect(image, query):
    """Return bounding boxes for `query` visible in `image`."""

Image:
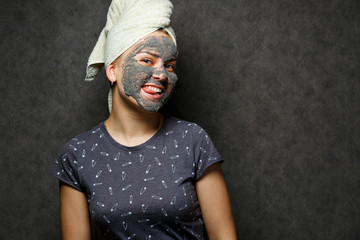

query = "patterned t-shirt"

[51,116,223,239]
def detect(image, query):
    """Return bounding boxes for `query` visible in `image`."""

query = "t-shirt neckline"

[100,116,168,152]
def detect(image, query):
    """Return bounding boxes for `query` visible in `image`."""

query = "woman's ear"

[106,63,117,85]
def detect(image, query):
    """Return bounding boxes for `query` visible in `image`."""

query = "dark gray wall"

[1,0,359,239]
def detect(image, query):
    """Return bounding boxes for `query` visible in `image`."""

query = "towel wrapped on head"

[85,0,176,82]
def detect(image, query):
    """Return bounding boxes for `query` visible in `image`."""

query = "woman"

[51,0,236,239]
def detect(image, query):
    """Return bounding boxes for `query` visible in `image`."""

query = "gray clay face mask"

[119,35,178,112]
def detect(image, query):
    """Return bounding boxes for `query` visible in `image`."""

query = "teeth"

[144,86,162,93]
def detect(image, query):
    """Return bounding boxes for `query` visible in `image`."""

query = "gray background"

[1,0,359,239]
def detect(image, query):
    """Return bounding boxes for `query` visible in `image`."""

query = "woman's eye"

[142,59,152,64]
[165,64,176,71]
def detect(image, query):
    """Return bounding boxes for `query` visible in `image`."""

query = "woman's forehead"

[135,31,175,49]
[114,31,177,65]
[130,33,178,58]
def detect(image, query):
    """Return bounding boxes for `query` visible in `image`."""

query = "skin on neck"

[105,87,163,147]
[104,30,176,147]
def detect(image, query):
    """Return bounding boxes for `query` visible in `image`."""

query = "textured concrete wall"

[1,0,359,239]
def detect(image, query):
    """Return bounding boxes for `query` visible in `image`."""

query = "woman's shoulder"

[163,115,208,138]
[59,122,104,154]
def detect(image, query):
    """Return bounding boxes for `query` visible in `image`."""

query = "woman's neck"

[105,97,164,147]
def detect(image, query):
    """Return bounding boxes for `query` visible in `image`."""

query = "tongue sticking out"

[142,86,163,95]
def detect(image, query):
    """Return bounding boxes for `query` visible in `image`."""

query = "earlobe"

[106,64,116,85]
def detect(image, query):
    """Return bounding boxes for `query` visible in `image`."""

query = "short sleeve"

[50,144,85,192]
[192,125,224,180]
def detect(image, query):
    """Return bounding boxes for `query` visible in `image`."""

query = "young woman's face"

[114,31,178,112]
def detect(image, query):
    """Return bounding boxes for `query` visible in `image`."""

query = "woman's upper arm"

[59,182,91,240]
[196,163,237,240]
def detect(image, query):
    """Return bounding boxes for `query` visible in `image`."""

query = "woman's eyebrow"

[139,50,160,58]
[138,50,177,61]
[166,57,177,62]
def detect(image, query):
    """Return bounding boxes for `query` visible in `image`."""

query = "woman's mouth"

[141,84,164,99]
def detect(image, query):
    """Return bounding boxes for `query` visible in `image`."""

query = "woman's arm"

[59,182,92,240]
[196,163,237,240]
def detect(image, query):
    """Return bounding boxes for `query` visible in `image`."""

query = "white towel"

[85,0,176,82]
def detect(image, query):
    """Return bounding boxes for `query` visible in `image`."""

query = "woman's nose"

[152,65,167,81]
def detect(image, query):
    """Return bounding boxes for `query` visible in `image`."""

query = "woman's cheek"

[132,65,153,82]
[168,73,178,87]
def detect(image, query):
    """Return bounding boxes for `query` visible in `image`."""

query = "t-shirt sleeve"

[192,125,224,180]
[50,143,85,192]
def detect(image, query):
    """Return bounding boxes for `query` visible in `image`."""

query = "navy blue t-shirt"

[51,116,223,239]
